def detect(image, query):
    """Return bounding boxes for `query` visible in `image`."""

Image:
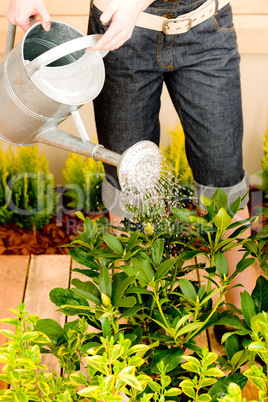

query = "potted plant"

[0,189,268,401]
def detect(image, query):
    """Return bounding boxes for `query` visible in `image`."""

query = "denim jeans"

[88,0,249,217]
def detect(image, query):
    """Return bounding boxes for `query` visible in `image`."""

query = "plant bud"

[144,222,154,236]
[101,292,111,307]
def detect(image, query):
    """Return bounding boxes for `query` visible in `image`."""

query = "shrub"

[261,125,268,199]
[0,144,55,229]
[161,123,193,187]
[62,152,105,214]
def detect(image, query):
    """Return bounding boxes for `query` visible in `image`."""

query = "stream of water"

[120,158,194,233]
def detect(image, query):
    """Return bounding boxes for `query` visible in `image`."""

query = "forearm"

[90,0,156,51]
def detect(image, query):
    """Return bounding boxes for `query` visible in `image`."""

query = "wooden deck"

[0,254,265,398]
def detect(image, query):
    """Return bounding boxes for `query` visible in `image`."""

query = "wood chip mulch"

[0,187,267,256]
[0,211,109,255]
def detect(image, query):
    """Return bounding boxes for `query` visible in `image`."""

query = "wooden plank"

[1,0,268,17]
[0,0,89,16]
[24,254,71,372]
[1,12,268,55]
[0,256,29,337]
[0,255,30,390]
[0,15,88,55]
[234,15,268,55]
[231,0,268,15]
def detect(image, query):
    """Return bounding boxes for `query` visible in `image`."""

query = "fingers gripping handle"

[25,34,108,77]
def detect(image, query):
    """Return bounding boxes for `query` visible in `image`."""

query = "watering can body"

[0,20,162,194]
[0,21,105,146]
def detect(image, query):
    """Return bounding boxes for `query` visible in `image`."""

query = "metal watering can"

[0,20,162,192]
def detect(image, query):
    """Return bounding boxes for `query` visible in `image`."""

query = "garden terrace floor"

[0,255,266,398]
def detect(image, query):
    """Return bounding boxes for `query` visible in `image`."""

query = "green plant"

[260,125,268,199]
[242,207,268,275]
[0,144,55,229]
[45,190,268,399]
[179,346,225,401]
[216,311,268,402]
[76,334,158,401]
[161,123,193,187]
[0,303,83,401]
[62,152,105,213]
[1,191,268,401]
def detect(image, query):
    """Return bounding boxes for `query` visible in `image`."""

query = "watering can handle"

[25,34,107,78]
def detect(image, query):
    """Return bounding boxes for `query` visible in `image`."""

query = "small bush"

[0,144,55,229]
[161,123,193,187]
[261,126,268,199]
[62,152,105,214]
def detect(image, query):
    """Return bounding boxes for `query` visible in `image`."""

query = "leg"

[225,206,253,308]
[165,4,252,306]
[88,4,166,219]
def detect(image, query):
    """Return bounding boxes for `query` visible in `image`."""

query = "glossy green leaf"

[241,291,256,326]
[150,347,183,373]
[179,278,197,302]
[215,251,228,278]
[200,195,212,208]
[227,197,241,218]
[213,208,232,232]
[181,250,207,261]
[230,257,255,280]
[244,365,267,392]
[197,394,212,402]
[252,276,268,313]
[0,330,16,339]
[230,349,249,371]
[126,230,141,251]
[225,335,240,361]
[34,319,62,342]
[155,258,176,281]
[180,379,196,398]
[69,248,99,270]
[49,287,88,308]
[114,296,136,308]
[181,356,201,374]
[117,373,142,390]
[211,188,228,211]
[120,305,146,318]
[131,257,154,283]
[103,233,123,255]
[208,373,247,402]
[99,266,112,298]
[83,217,96,243]
[112,275,136,305]
[165,387,182,396]
[189,215,209,226]
[71,279,101,305]
[152,238,164,267]
[170,207,194,222]
[101,316,111,339]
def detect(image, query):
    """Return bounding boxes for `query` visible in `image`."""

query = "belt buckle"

[162,17,192,35]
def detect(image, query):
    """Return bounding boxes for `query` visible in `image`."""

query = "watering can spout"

[35,128,121,167]
[35,128,163,193]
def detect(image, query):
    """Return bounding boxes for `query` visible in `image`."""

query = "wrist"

[138,0,155,12]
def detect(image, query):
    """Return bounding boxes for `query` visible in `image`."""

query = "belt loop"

[214,0,219,15]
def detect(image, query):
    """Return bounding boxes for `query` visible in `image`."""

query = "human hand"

[5,0,51,32]
[89,0,153,51]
